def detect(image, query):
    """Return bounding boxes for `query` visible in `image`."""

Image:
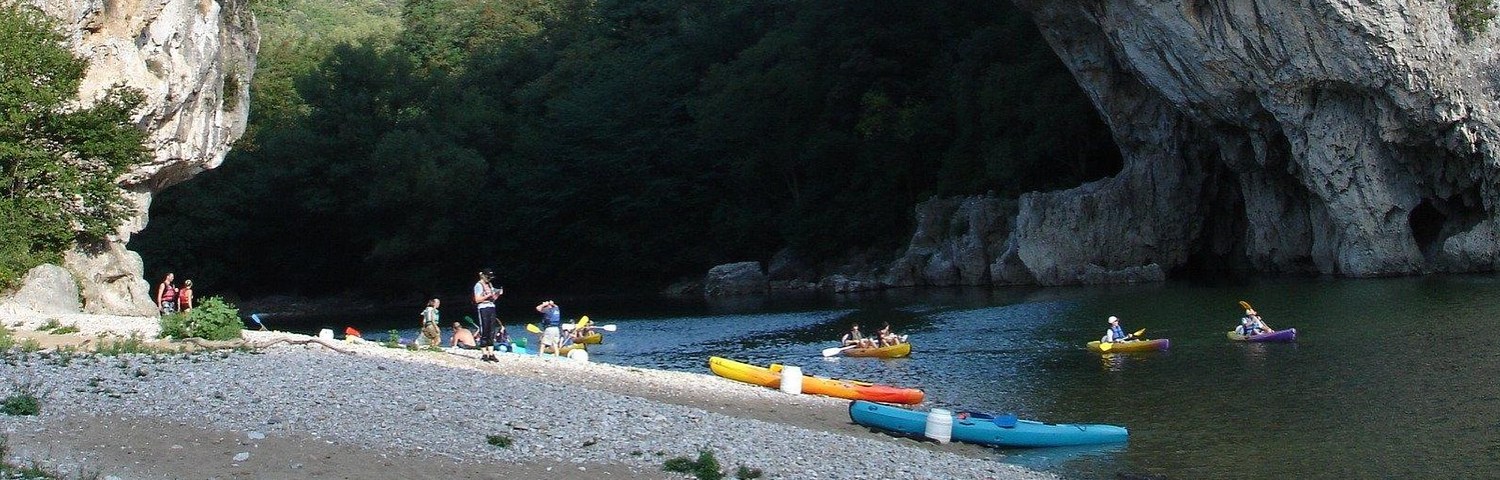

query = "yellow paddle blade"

[577,315,590,329]
[526,323,541,334]
[1097,342,1113,352]
[1239,300,1252,310]
[1132,329,1146,338]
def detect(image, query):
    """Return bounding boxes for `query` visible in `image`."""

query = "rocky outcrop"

[993,0,1500,285]
[883,196,1019,287]
[2,0,257,314]
[703,262,769,296]
[0,265,81,315]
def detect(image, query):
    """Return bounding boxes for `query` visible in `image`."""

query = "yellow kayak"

[1086,339,1170,353]
[844,342,912,358]
[708,357,925,404]
[572,332,603,344]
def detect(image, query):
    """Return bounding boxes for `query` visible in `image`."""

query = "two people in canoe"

[842,322,907,348]
[1235,308,1273,336]
[1101,316,1138,343]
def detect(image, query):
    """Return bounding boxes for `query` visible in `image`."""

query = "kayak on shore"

[708,357,925,404]
[1227,328,1297,342]
[1086,338,1169,353]
[848,400,1128,447]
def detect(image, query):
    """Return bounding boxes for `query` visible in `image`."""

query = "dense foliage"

[158,296,244,341]
[0,4,150,290]
[132,0,1120,298]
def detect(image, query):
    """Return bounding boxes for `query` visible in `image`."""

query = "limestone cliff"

[894,1,1500,287]
[3,0,256,314]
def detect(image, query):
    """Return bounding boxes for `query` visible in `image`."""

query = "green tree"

[0,4,149,289]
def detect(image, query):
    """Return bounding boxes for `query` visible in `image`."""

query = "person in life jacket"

[1238,309,1272,336]
[155,273,178,315]
[1102,316,1133,343]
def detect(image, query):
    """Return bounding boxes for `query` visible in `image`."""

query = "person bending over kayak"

[536,300,564,356]
[1237,309,1272,336]
[1102,316,1135,343]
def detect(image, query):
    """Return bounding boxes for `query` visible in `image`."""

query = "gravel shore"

[0,316,1056,480]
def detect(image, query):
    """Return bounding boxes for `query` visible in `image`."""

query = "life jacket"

[160,284,178,302]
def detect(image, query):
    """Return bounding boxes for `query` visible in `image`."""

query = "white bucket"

[567,349,590,362]
[318,328,334,341]
[779,365,803,395]
[924,408,953,444]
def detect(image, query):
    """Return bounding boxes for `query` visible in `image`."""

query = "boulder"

[703,262,768,296]
[0,265,82,315]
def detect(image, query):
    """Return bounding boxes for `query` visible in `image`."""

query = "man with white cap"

[1102,316,1133,343]
[1239,308,1272,336]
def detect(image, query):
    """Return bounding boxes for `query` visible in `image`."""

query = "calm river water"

[286,275,1500,479]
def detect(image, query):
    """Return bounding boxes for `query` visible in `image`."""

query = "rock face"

[0,265,81,315]
[703,262,769,296]
[1,0,257,314]
[990,0,1500,285]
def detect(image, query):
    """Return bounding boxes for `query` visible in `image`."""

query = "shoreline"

[0,314,1055,479]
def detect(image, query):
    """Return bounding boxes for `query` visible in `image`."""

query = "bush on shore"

[159,297,243,341]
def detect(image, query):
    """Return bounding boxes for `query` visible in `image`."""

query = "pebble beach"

[0,314,1056,480]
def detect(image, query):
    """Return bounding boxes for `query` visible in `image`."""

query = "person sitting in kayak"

[842,324,877,348]
[876,322,905,346]
[1102,316,1133,343]
[569,323,596,343]
[1237,309,1272,336]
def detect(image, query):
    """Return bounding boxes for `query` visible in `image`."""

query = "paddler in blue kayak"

[1101,316,1134,343]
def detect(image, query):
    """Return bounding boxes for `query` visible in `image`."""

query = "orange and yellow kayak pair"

[707,356,924,404]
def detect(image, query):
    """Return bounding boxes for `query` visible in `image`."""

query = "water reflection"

[1097,351,1170,372]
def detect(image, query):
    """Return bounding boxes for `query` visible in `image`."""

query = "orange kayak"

[769,364,924,404]
[844,342,912,358]
[708,357,924,404]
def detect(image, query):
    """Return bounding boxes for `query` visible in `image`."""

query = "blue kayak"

[848,400,1128,447]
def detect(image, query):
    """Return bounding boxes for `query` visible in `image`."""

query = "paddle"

[822,345,858,357]
[1237,300,1272,332]
[1096,329,1146,352]
[563,324,618,332]
[249,313,268,331]
[526,323,542,334]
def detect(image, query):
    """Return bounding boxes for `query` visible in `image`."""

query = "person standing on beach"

[535,300,563,356]
[417,298,442,347]
[473,270,504,362]
[178,280,195,312]
[155,273,178,315]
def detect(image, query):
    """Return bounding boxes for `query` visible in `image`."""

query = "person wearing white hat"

[1238,309,1272,336]
[1101,316,1133,343]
